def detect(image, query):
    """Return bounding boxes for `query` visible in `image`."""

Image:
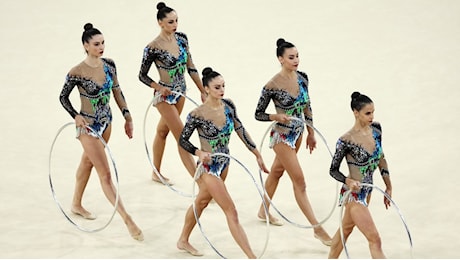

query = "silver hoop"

[192,152,270,259]
[339,183,413,258]
[48,122,119,233]
[258,116,339,228]
[142,90,200,197]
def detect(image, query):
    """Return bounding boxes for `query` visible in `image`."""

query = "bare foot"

[177,240,203,256]
[71,206,96,220]
[257,210,283,226]
[151,171,174,185]
[314,226,332,246]
[125,216,143,241]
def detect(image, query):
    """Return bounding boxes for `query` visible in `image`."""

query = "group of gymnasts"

[58,2,394,259]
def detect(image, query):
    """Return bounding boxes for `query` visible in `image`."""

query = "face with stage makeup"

[158,10,178,34]
[205,75,225,100]
[278,47,299,71]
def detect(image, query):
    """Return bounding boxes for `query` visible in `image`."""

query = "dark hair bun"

[84,23,93,31]
[276,38,286,47]
[351,91,361,100]
[156,2,166,10]
[202,67,213,77]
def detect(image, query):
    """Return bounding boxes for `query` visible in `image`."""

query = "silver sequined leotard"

[138,32,199,105]
[59,58,130,137]
[329,122,390,206]
[179,99,256,178]
[255,71,313,149]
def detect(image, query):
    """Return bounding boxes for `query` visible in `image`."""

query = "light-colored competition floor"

[1,0,459,258]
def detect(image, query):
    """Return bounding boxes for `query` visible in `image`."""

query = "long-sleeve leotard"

[138,32,199,105]
[329,122,390,206]
[59,58,130,136]
[179,99,256,178]
[254,71,313,149]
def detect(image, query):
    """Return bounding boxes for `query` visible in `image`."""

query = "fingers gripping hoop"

[258,116,339,229]
[192,152,270,259]
[142,91,200,198]
[48,122,119,233]
[339,183,413,258]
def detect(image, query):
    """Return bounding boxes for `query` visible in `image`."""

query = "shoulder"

[188,105,205,119]
[67,62,84,77]
[175,31,188,40]
[145,39,159,50]
[102,57,116,67]
[371,121,382,134]
[264,74,282,90]
[222,98,235,107]
[297,70,308,78]
[297,71,309,81]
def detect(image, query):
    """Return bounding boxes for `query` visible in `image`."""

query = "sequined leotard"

[329,122,390,206]
[255,71,313,149]
[179,99,257,178]
[59,58,131,137]
[138,32,199,105]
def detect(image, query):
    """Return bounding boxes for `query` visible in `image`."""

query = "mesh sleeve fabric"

[138,46,157,88]
[298,71,313,126]
[329,138,348,184]
[179,113,199,155]
[59,74,80,119]
[255,87,272,121]
[225,99,256,151]
[176,32,198,75]
[105,59,131,120]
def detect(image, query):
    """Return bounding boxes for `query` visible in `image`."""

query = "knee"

[98,172,113,185]
[292,178,306,192]
[224,207,239,223]
[368,232,383,248]
[342,226,354,237]
[156,126,169,139]
[80,156,93,169]
[157,129,169,139]
[196,197,211,210]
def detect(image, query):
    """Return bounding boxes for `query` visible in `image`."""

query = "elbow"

[138,72,144,82]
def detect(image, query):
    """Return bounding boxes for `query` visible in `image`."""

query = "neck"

[160,31,174,41]
[353,121,371,133]
[279,68,296,79]
[205,98,222,109]
[84,56,101,68]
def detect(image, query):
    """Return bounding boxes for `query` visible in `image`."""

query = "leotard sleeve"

[225,99,256,151]
[59,69,80,119]
[255,86,273,121]
[179,112,200,155]
[104,59,131,120]
[329,138,348,183]
[138,45,158,88]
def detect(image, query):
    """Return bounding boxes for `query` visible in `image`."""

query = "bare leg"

[156,99,196,177]
[350,203,386,258]
[152,116,171,183]
[177,178,211,256]
[257,156,284,225]
[273,141,332,245]
[328,205,356,258]
[71,152,95,219]
[78,125,143,241]
[203,170,256,258]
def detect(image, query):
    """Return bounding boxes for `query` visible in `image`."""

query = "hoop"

[142,90,200,197]
[192,152,270,259]
[339,183,413,258]
[48,122,119,233]
[258,116,339,228]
